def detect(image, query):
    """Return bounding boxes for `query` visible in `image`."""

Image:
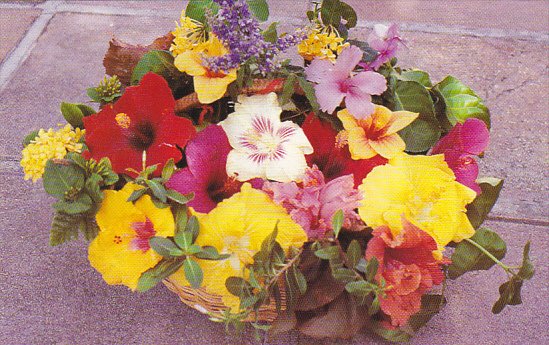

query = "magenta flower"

[166,125,243,212]
[305,45,387,119]
[431,118,490,194]
[363,23,403,70]
[262,166,362,239]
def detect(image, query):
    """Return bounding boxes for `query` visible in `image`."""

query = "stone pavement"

[0,1,547,344]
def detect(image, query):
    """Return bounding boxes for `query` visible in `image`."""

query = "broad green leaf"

[287,265,307,295]
[77,104,96,117]
[297,76,320,112]
[448,227,507,279]
[492,278,523,314]
[393,80,441,152]
[49,212,80,246]
[43,160,85,198]
[22,130,39,147]
[246,0,269,22]
[399,69,432,87]
[225,276,253,297]
[320,0,341,27]
[517,241,534,280]
[146,179,167,202]
[85,173,104,203]
[262,22,278,43]
[53,192,93,214]
[314,245,340,260]
[60,102,85,128]
[332,209,344,238]
[161,158,175,180]
[137,259,184,292]
[345,280,374,305]
[467,177,504,228]
[185,0,219,23]
[434,75,490,128]
[331,267,356,283]
[174,230,193,251]
[346,240,362,268]
[86,87,101,102]
[280,73,296,106]
[185,244,202,255]
[166,190,194,205]
[183,258,203,288]
[127,188,148,202]
[407,294,446,332]
[131,50,178,85]
[149,237,185,257]
[194,246,230,260]
[429,87,452,132]
[173,204,188,234]
[339,1,357,29]
[185,215,200,242]
[79,215,99,241]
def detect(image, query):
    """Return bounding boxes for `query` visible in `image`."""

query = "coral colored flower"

[298,27,349,62]
[82,73,195,177]
[358,153,477,248]
[365,217,446,327]
[338,105,418,159]
[170,183,307,311]
[166,125,243,213]
[305,45,387,119]
[88,183,175,290]
[20,124,84,182]
[174,36,237,104]
[263,165,362,239]
[431,118,490,194]
[362,23,403,71]
[302,114,388,187]
[220,93,313,182]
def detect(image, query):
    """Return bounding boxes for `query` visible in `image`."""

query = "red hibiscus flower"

[431,118,489,194]
[302,114,387,187]
[83,73,195,177]
[365,217,447,327]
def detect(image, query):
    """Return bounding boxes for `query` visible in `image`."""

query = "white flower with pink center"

[220,93,313,182]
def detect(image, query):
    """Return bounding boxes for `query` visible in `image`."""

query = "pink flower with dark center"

[263,165,362,239]
[129,218,156,252]
[166,125,245,213]
[305,45,387,119]
[431,118,489,193]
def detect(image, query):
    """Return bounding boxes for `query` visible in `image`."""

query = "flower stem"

[464,238,512,273]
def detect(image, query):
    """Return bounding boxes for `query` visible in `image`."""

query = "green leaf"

[86,87,101,102]
[331,268,356,283]
[77,104,96,117]
[314,246,340,260]
[60,102,85,128]
[262,22,278,43]
[185,244,203,255]
[369,321,412,342]
[345,280,374,305]
[320,0,341,27]
[131,50,178,85]
[183,258,203,288]
[448,227,507,279]
[149,237,185,257]
[127,188,148,202]
[246,0,269,22]
[368,295,380,315]
[297,76,320,112]
[174,230,193,251]
[407,294,447,332]
[492,278,523,314]
[225,276,253,297]
[137,259,184,292]
[355,257,367,273]
[287,265,307,295]
[161,158,175,180]
[185,215,200,242]
[466,177,504,228]
[393,80,441,152]
[53,192,93,214]
[346,240,362,268]
[166,190,194,205]
[79,215,99,241]
[339,1,357,29]
[194,246,230,260]
[173,204,188,234]
[517,241,534,280]
[280,73,296,106]
[365,257,379,283]
[434,75,490,128]
[399,69,433,87]
[332,209,344,238]
[49,212,80,246]
[185,0,219,23]
[43,160,85,198]
[146,179,167,202]
[85,173,104,203]
[22,130,39,147]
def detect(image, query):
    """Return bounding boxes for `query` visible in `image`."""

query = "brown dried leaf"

[268,310,298,338]
[295,261,346,311]
[103,33,174,85]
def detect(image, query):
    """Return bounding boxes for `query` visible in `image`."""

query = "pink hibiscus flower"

[262,165,362,239]
[362,23,403,71]
[305,45,387,119]
[166,125,243,213]
[431,118,489,194]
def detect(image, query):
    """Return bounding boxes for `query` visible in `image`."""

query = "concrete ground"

[0,1,547,344]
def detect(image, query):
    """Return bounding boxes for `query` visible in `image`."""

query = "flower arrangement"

[21,0,535,342]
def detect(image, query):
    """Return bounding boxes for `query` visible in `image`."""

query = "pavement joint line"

[0,1,58,94]
[486,215,549,227]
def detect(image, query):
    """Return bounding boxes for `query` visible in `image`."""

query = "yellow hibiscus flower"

[174,35,237,104]
[88,183,175,290]
[170,183,307,311]
[338,105,418,160]
[358,153,476,248]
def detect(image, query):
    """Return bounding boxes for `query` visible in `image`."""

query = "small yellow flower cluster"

[20,124,85,182]
[170,11,208,57]
[298,27,350,62]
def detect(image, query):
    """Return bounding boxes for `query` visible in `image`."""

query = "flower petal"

[369,134,406,159]
[333,45,363,76]
[348,127,377,159]
[174,51,206,76]
[349,71,387,95]
[344,92,375,119]
[314,81,345,114]
[226,150,265,181]
[194,72,236,104]
[265,145,309,182]
[305,58,334,83]
[385,110,419,134]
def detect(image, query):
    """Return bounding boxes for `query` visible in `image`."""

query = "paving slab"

[0,8,41,63]
[1,164,546,344]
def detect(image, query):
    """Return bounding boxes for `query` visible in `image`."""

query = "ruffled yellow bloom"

[298,27,350,62]
[20,124,84,182]
[170,11,208,57]
[170,183,307,311]
[174,35,237,104]
[358,153,476,248]
[338,106,418,160]
[88,183,175,291]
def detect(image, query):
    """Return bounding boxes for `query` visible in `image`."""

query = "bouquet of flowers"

[20,0,535,342]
